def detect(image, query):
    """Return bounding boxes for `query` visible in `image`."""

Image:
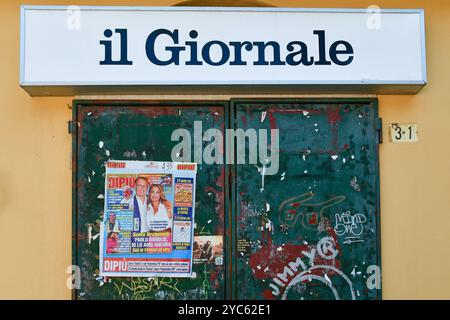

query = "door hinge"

[68,120,75,134]
[376,118,383,144]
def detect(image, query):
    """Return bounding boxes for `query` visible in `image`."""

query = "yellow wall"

[0,0,449,299]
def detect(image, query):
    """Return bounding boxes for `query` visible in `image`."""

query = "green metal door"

[232,99,381,300]
[73,101,229,300]
[72,99,381,300]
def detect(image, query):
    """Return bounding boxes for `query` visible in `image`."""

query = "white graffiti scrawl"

[334,211,367,244]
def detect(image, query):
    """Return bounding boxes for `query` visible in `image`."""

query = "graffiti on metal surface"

[278,192,346,230]
[113,277,181,300]
[334,211,367,244]
[236,103,381,300]
[280,265,355,300]
[247,190,376,299]
[248,234,356,300]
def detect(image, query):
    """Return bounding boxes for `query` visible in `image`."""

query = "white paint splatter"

[261,111,267,122]
[302,111,309,116]
[331,155,338,160]
[98,141,104,149]
[260,165,266,192]
[87,225,92,244]
[266,203,271,212]
[97,194,104,199]
[207,219,212,224]
[280,172,286,181]
[105,149,110,157]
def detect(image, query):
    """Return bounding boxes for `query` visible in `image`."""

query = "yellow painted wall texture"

[0,0,449,299]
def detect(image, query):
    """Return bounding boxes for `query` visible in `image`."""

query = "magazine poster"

[99,160,197,277]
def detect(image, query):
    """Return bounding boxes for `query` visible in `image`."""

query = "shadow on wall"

[174,0,275,7]
[0,172,11,213]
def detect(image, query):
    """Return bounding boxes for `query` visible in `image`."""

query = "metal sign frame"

[21,6,427,96]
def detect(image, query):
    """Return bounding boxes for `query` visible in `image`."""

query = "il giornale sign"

[20,6,427,95]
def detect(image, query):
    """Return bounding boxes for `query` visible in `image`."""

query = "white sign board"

[20,6,427,95]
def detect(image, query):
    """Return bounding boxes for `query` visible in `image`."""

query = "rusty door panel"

[233,100,381,300]
[73,102,227,300]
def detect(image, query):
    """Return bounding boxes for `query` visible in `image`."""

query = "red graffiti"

[326,107,342,125]
[309,212,318,225]
[262,289,275,300]
[249,242,340,280]
[240,115,248,128]
[248,223,342,299]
